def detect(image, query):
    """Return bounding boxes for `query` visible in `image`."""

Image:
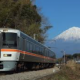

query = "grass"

[39,61,80,80]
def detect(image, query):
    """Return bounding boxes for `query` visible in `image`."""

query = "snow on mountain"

[48,27,80,58]
[55,27,80,41]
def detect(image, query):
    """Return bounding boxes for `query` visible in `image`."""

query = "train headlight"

[3,54,12,57]
[3,54,7,57]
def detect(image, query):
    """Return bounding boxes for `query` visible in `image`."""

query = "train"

[0,28,56,71]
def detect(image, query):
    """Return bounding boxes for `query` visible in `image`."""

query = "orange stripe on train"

[1,49,55,61]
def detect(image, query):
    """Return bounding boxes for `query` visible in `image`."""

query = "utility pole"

[61,50,66,65]
[63,51,66,65]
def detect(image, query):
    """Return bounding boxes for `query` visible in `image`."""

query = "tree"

[0,0,52,43]
[73,53,80,59]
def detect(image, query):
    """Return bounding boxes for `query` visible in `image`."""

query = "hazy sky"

[35,0,80,39]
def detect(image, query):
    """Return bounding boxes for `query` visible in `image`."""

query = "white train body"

[0,28,55,71]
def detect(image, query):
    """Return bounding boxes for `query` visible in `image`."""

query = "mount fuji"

[47,27,80,58]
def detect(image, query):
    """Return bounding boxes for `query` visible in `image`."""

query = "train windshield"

[2,33,17,47]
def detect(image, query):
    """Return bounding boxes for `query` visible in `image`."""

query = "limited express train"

[0,28,56,71]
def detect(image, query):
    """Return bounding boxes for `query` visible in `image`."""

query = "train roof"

[0,28,19,33]
[0,28,55,54]
[0,28,18,31]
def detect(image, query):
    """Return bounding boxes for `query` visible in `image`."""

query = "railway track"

[0,67,59,80]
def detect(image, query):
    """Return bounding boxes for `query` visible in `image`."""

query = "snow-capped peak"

[55,27,80,41]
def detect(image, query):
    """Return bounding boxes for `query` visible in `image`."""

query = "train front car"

[0,28,56,71]
[0,29,20,71]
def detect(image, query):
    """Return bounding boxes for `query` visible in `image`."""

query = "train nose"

[0,61,17,71]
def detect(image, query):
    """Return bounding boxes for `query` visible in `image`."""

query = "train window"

[32,44,34,53]
[44,48,47,56]
[23,38,26,51]
[39,48,41,55]
[29,42,32,52]
[28,41,30,52]
[33,44,35,53]
[35,45,37,54]
[26,40,30,52]
[41,48,43,55]
[38,47,40,54]
[36,46,39,54]
[34,45,36,53]
[2,33,17,47]
[32,43,34,52]
[34,44,37,53]
[48,51,49,56]
[32,43,34,53]
[17,36,19,49]
[49,51,54,58]
[38,47,39,53]
[21,37,24,50]
[36,46,38,54]
[46,50,47,56]
[46,50,48,56]
[40,48,42,55]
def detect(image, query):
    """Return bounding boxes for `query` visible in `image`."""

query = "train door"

[18,37,24,60]
[23,38,26,59]
[0,32,2,58]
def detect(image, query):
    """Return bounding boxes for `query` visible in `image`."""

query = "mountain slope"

[48,27,80,58]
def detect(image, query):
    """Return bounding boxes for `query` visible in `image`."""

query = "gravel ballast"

[0,67,59,80]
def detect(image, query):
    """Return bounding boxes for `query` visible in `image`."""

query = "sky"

[35,0,80,39]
